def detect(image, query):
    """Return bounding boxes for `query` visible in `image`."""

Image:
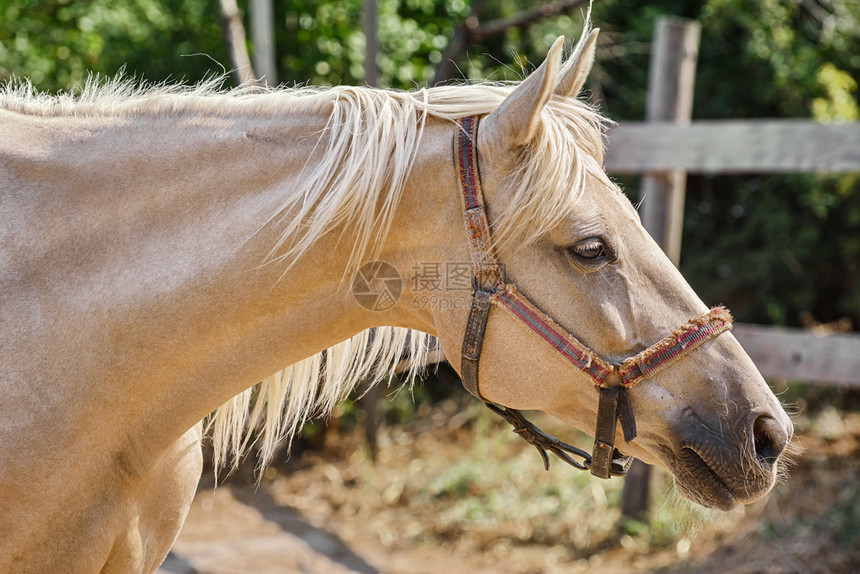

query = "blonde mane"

[1,31,615,474]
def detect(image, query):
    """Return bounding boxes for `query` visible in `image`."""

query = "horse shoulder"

[101,425,204,573]
[0,424,202,573]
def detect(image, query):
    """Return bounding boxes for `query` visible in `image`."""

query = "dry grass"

[192,389,860,573]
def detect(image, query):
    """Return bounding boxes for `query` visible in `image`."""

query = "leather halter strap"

[453,115,734,479]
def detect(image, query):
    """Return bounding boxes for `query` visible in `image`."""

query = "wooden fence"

[604,16,860,518]
[606,118,860,387]
[604,18,860,389]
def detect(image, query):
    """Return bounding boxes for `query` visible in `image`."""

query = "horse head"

[416,31,793,511]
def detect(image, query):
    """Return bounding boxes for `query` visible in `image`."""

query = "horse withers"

[0,24,791,573]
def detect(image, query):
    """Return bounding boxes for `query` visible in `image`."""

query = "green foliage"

[1,0,857,329]
[672,1,860,327]
[0,0,227,91]
[272,0,468,87]
[274,0,362,86]
[413,410,626,550]
[588,0,860,328]
[682,172,860,326]
[812,63,859,121]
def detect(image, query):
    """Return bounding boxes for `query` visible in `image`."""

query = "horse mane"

[2,27,615,475]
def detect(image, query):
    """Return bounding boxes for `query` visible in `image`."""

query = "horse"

[0,23,792,573]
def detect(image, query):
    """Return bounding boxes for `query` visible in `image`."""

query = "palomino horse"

[0,24,791,573]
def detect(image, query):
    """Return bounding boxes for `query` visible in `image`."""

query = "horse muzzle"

[664,405,793,510]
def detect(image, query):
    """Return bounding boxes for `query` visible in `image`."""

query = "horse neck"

[3,102,432,463]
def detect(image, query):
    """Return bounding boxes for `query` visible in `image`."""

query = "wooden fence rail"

[606,120,860,174]
[733,325,860,387]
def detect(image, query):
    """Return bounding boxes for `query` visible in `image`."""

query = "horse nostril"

[752,415,787,467]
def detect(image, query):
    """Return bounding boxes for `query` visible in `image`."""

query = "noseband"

[454,115,734,478]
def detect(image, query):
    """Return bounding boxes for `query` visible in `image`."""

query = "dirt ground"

[157,399,860,574]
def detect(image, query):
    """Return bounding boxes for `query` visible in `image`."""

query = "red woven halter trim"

[453,115,734,478]
[491,284,733,389]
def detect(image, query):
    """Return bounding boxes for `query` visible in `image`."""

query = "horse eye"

[570,238,608,261]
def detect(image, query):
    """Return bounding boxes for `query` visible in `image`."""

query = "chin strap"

[453,115,734,479]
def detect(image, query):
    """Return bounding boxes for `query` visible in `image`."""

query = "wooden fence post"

[250,0,277,85]
[639,16,700,263]
[359,0,382,460]
[363,0,379,86]
[623,16,701,520]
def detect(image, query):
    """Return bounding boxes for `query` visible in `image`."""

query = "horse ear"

[555,28,599,98]
[479,36,564,154]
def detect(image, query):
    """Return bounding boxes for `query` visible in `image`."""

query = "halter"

[454,115,734,478]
